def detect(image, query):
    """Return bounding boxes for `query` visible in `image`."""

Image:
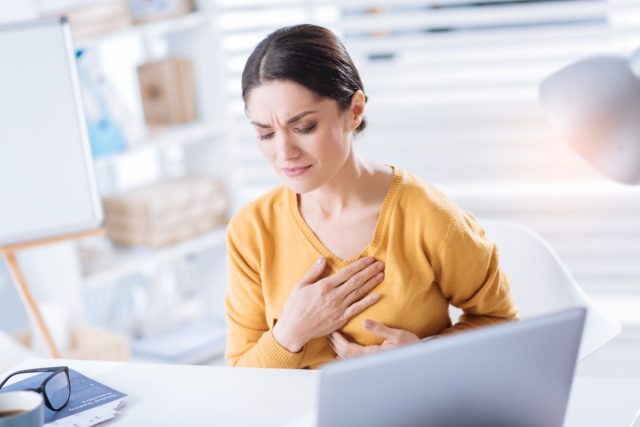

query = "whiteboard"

[0,18,103,247]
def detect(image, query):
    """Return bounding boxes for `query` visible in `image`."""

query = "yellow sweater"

[225,166,518,369]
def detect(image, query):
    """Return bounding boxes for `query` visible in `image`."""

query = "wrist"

[272,321,306,353]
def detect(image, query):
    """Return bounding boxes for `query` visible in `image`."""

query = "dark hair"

[241,24,368,134]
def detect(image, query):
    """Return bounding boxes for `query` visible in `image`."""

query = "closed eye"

[257,123,316,141]
[294,123,317,134]
[258,132,274,141]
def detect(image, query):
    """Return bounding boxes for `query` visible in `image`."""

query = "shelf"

[131,316,227,364]
[93,121,226,167]
[81,226,227,288]
[74,11,211,49]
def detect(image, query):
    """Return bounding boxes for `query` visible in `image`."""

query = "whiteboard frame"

[0,17,104,248]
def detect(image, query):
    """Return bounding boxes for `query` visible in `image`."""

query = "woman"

[225,24,517,369]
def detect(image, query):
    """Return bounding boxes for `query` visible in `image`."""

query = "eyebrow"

[250,110,317,129]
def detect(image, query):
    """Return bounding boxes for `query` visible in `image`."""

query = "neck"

[301,150,376,220]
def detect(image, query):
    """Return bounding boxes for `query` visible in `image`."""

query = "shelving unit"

[73,10,211,50]
[81,227,226,288]
[93,120,226,168]
[36,5,234,364]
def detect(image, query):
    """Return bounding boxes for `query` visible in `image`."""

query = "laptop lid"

[317,308,586,427]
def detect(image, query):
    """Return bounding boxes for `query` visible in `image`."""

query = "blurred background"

[1,0,639,369]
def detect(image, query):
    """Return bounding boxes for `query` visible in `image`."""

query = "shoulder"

[393,167,465,233]
[393,167,487,258]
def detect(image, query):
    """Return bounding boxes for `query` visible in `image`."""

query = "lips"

[282,165,312,177]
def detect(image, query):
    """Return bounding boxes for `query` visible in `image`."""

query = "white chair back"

[481,220,621,360]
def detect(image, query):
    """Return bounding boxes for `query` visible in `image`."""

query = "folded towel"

[102,176,228,248]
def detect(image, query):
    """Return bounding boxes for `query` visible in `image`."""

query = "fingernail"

[316,256,325,265]
[364,319,375,328]
[366,257,375,264]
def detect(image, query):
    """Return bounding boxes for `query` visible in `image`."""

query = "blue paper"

[0,369,127,423]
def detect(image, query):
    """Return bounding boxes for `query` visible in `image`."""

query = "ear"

[348,90,366,131]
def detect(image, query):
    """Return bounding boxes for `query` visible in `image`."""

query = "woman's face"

[245,80,361,194]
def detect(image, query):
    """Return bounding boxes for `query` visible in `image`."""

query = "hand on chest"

[336,267,442,345]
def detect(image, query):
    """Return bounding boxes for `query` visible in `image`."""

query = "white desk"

[3,359,640,427]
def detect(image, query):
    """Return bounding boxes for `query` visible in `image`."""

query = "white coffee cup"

[0,391,43,427]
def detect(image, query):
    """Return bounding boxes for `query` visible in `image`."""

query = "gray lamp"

[539,50,640,184]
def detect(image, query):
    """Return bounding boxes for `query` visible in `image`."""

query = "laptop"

[283,307,586,427]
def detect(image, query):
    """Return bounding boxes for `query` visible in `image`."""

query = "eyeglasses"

[0,366,71,411]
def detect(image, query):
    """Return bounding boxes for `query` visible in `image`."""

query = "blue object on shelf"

[76,49,126,157]
[86,115,126,157]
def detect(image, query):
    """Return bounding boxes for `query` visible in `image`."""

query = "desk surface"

[3,359,640,427]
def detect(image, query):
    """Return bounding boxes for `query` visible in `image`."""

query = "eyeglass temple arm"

[0,366,68,389]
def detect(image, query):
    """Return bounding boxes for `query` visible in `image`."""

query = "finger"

[364,319,399,341]
[329,345,342,360]
[327,339,338,356]
[364,344,382,354]
[331,331,350,347]
[326,257,378,287]
[342,293,381,322]
[297,256,327,287]
[333,333,381,357]
[331,332,367,359]
[327,334,335,349]
[329,332,347,358]
[342,270,385,305]
[337,260,385,298]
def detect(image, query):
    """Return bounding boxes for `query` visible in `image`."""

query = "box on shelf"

[59,1,132,39]
[15,324,130,361]
[138,57,198,125]
[102,176,228,248]
[127,0,195,24]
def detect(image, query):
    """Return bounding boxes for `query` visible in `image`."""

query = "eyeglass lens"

[44,372,70,410]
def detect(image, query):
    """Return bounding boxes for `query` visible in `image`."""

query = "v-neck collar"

[286,165,402,266]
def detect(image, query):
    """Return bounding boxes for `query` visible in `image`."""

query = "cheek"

[321,124,350,155]
[303,133,333,160]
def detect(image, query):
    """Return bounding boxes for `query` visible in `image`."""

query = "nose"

[275,132,300,162]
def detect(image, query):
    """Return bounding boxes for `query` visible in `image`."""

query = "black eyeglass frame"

[0,366,71,411]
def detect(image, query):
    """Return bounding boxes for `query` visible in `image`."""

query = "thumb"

[364,319,398,341]
[297,256,326,287]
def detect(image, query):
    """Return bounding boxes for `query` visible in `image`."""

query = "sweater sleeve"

[431,210,518,336]
[224,219,306,368]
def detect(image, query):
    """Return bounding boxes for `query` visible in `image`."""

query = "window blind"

[214,0,640,296]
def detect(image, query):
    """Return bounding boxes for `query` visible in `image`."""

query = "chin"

[274,165,316,193]
[282,170,326,194]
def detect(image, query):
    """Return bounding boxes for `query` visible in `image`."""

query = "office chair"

[486,220,621,360]
[451,220,621,361]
